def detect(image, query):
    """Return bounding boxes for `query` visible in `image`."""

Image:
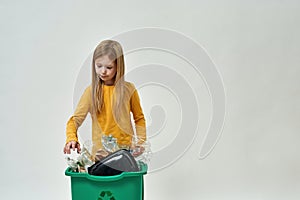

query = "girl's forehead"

[95,55,115,66]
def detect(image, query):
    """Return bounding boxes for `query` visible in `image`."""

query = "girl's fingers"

[76,143,81,153]
[68,142,73,153]
[63,141,81,154]
[64,145,69,154]
[64,142,73,154]
[71,141,76,151]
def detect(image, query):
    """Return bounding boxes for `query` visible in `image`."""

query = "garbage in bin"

[65,137,152,174]
[102,134,119,153]
[131,140,152,165]
[65,143,94,172]
[88,149,139,176]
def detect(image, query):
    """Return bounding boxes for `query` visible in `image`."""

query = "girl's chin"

[98,76,116,84]
[99,76,108,80]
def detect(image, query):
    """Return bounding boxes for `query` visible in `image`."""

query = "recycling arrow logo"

[97,190,116,200]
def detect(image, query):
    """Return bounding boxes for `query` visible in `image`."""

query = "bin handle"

[85,171,136,181]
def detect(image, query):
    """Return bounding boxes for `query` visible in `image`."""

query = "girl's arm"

[130,86,146,145]
[65,86,92,144]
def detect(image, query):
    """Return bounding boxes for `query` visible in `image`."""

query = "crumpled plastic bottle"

[77,145,94,171]
[65,141,95,172]
[65,156,78,172]
[131,140,152,167]
[101,134,119,153]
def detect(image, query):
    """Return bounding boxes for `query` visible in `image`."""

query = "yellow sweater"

[66,82,146,154]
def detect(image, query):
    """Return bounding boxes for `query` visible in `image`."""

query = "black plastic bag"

[88,149,139,176]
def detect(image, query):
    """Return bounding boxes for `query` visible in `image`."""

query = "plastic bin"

[65,163,147,200]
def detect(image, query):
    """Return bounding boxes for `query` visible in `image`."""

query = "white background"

[1,0,299,199]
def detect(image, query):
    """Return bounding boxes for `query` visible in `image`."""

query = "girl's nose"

[101,67,107,74]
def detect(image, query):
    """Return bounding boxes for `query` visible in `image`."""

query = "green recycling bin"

[65,163,147,200]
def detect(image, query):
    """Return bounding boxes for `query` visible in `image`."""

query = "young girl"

[63,40,146,158]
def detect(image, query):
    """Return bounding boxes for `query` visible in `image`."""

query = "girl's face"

[95,55,117,85]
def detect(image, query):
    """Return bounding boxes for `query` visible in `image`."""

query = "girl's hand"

[64,141,81,154]
[130,145,145,157]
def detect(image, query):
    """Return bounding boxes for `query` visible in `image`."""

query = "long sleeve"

[66,86,92,143]
[130,86,146,145]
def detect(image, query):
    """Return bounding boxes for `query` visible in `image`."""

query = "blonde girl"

[63,40,146,158]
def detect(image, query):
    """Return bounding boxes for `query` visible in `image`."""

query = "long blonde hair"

[91,40,130,123]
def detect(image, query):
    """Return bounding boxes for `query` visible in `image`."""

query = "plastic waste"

[102,134,119,153]
[130,140,152,166]
[65,156,78,172]
[65,136,152,174]
[65,141,94,172]
[77,145,94,171]
[88,149,139,176]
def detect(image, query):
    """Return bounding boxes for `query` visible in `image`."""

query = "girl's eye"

[96,65,112,69]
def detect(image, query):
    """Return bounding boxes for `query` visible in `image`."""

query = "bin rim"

[65,162,147,182]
